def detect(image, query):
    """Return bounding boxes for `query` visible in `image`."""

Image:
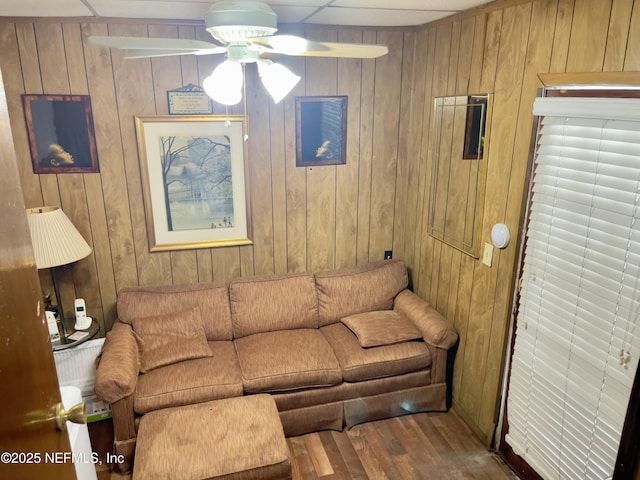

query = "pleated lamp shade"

[26,206,92,269]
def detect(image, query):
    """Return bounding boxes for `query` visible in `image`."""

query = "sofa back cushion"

[117,283,232,341]
[315,259,409,327]
[230,273,318,338]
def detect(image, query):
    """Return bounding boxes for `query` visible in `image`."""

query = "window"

[504,96,640,480]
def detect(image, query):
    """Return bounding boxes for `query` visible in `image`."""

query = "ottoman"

[133,394,291,480]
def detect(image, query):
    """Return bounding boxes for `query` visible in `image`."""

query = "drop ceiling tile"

[88,0,324,22]
[1,0,93,16]
[270,5,320,23]
[88,0,211,20]
[332,0,490,8]
[304,7,455,27]
[264,0,327,5]
[0,0,495,26]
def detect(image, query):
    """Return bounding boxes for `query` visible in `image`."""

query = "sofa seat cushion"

[320,323,431,382]
[134,341,243,414]
[234,329,342,393]
[341,310,422,347]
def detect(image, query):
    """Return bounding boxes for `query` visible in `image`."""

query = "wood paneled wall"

[395,0,640,444]
[2,0,639,445]
[0,19,407,335]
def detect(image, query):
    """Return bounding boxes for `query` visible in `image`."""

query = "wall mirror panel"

[428,94,492,257]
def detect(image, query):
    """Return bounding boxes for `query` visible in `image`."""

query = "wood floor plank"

[354,423,405,479]
[391,416,441,476]
[347,426,390,479]
[327,430,369,480]
[304,433,334,477]
[315,430,351,479]
[375,420,407,456]
[387,417,419,450]
[393,453,423,480]
[289,435,321,480]
[431,411,479,450]
[403,414,443,461]
[415,412,457,456]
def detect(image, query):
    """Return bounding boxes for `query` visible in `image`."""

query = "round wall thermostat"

[491,223,510,249]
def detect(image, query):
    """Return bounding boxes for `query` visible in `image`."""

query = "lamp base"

[57,315,69,343]
[49,267,71,343]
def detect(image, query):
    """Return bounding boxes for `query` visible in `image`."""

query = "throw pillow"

[341,310,422,348]
[132,308,212,372]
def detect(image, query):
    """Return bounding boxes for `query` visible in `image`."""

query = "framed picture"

[295,96,347,167]
[22,94,99,174]
[134,115,252,251]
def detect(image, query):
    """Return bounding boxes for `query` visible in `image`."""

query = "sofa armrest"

[394,290,458,386]
[94,321,140,404]
[393,289,458,349]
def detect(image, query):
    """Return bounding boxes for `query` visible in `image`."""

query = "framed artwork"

[22,94,99,174]
[134,115,252,251]
[295,96,347,166]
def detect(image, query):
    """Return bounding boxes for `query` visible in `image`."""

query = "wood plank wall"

[1,0,639,446]
[395,0,640,444]
[0,19,406,336]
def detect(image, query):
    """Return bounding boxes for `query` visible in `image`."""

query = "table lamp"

[26,206,92,341]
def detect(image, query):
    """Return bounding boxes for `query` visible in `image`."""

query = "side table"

[53,319,100,351]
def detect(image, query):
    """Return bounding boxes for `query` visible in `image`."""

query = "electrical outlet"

[384,250,393,260]
[482,243,493,267]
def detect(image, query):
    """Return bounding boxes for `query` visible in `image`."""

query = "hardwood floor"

[287,411,518,479]
[105,410,518,479]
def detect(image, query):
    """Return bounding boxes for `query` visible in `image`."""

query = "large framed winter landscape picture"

[135,115,251,251]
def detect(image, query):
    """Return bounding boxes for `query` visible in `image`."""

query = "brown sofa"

[95,259,458,473]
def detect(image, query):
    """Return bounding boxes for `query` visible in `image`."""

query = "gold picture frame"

[135,115,252,251]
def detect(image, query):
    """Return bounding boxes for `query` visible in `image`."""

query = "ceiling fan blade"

[88,35,222,52]
[123,48,227,59]
[247,34,388,59]
[246,35,327,55]
[297,43,388,59]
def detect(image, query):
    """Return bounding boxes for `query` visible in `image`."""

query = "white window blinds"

[505,96,640,480]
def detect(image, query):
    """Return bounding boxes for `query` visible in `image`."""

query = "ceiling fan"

[88,0,389,105]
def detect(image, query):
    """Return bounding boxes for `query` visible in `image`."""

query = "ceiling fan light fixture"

[257,59,300,104]
[226,43,260,63]
[205,0,277,44]
[203,60,244,105]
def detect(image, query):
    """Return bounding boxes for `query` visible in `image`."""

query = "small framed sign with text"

[167,84,214,115]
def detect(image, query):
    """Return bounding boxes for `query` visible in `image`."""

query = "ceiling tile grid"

[0,0,493,27]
